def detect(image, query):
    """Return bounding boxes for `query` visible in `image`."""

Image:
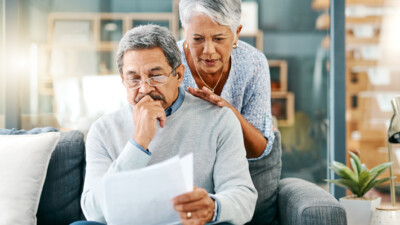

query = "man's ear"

[175,64,185,85]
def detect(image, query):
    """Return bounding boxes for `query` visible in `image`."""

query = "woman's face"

[184,14,241,74]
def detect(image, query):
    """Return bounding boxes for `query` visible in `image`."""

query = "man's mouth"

[135,93,165,103]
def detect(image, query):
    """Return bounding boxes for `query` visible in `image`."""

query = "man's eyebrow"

[150,66,163,72]
[125,70,137,75]
[193,33,226,36]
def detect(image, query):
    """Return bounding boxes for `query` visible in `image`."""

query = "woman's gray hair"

[117,24,182,75]
[179,0,241,35]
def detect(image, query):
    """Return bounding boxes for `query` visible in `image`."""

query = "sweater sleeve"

[80,120,151,222]
[243,53,275,160]
[211,109,258,224]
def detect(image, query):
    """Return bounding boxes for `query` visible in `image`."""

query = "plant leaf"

[327,179,359,195]
[349,152,362,175]
[359,162,393,195]
[360,177,395,197]
[350,158,359,178]
[370,162,393,175]
[331,161,358,182]
[358,169,373,195]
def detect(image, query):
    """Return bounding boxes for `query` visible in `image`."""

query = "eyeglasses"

[124,70,175,89]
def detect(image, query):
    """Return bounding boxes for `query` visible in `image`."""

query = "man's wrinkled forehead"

[122,48,170,76]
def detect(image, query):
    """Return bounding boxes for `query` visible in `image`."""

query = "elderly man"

[77,25,256,225]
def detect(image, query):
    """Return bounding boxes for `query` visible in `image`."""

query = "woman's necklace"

[193,64,224,93]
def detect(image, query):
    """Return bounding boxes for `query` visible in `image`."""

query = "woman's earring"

[185,42,188,49]
[233,43,238,49]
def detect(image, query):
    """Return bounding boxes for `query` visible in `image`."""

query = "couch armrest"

[278,178,346,225]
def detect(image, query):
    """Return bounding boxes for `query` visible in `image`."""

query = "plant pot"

[339,196,381,225]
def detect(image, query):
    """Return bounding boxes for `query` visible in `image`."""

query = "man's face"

[120,48,183,109]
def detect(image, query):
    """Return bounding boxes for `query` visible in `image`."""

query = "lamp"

[388,96,400,206]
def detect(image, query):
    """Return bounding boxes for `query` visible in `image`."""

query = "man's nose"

[138,80,154,94]
[203,41,216,54]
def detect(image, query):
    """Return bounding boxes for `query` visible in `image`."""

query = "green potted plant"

[328,151,394,225]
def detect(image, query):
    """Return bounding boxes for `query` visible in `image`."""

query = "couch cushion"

[246,130,282,225]
[278,178,347,225]
[37,130,86,225]
[0,133,60,225]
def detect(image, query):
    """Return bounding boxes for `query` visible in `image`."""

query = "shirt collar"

[165,86,185,116]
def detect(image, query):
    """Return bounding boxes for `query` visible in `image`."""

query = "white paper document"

[99,154,193,225]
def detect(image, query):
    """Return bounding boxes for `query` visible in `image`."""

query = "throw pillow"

[0,132,60,225]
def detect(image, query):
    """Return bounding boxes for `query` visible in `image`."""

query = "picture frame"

[271,92,295,127]
[240,30,263,51]
[269,60,288,92]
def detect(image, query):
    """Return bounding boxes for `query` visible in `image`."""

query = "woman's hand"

[187,86,231,108]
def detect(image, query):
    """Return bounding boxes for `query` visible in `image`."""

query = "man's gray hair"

[117,24,182,75]
[179,0,241,35]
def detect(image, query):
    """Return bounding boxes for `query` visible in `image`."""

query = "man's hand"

[172,187,215,225]
[132,95,166,149]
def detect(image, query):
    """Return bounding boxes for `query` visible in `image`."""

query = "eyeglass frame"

[123,68,176,90]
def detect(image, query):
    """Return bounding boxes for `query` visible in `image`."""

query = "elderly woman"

[178,0,274,159]
[178,1,276,223]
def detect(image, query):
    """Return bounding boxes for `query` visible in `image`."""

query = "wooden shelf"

[347,59,378,67]
[346,36,380,45]
[346,0,397,7]
[346,16,383,25]
[43,43,119,51]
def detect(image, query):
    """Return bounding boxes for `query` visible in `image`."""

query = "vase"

[339,196,381,225]
[369,205,400,225]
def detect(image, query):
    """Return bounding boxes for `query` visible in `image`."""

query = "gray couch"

[35,130,346,225]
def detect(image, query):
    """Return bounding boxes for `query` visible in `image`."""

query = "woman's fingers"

[188,86,223,106]
[187,87,207,99]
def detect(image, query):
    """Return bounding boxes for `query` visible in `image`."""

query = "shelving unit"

[345,0,400,184]
[39,11,179,96]
[269,60,294,127]
[34,4,180,131]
